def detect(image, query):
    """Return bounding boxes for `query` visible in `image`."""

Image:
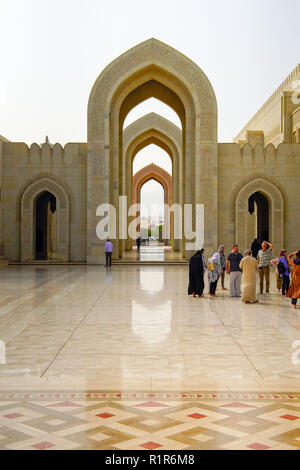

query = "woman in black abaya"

[188,250,205,298]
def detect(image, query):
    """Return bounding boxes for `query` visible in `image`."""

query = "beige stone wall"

[217,142,300,256]
[1,138,300,262]
[0,42,299,264]
[234,64,300,146]
[1,142,87,261]
[292,107,300,142]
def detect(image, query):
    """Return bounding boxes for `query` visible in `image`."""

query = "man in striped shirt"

[257,241,273,294]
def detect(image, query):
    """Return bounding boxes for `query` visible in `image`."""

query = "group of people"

[188,241,300,309]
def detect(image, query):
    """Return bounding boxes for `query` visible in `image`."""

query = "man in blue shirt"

[104,238,113,267]
[226,245,243,297]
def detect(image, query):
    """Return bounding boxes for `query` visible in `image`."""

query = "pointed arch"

[235,177,284,253]
[88,38,217,139]
[123,112,181,212]
[20,177,70,262]
[123,116,181,253]
[87,38,218,263]
[133,163,172,208]
[133,164,173,248]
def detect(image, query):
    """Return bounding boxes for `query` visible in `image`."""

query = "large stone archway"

[133,164,172,207]
[20,177,70,262]
[87,38,218,263]
[235,177,284,253]
[123,112,181,209]
[123,113,181,254]
[132,163,173,247]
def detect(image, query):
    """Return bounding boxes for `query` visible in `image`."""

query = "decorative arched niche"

[20,177,70,262]
[235,178,284,252]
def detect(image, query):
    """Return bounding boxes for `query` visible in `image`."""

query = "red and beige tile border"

[1,391,300,400]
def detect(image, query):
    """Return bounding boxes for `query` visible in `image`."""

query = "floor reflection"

[139,269,164,293]
[122,246,181,262]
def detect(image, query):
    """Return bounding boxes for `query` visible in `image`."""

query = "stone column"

[87,140,108,264]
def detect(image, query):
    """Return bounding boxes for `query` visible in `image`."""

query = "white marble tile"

[0,265,299,390]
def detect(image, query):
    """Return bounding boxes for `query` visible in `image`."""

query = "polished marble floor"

[121,245,181,262]
[0,264,300,449]
[0,265,300,390]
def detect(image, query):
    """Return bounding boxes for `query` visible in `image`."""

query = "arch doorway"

[35,191,57,260]
[20,177,70,262]
[122,112,181,258]
[87,38,218,264]
[140,179,164,243]
[235,178,284,254]
[248,192,269,242]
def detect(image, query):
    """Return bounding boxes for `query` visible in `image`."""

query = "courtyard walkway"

[0,265,300,449]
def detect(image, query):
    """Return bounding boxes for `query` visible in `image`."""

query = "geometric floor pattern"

[1,391,300,450]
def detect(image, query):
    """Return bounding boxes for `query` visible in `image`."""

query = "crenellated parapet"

[218,142,300,168]
[2,142,87,166]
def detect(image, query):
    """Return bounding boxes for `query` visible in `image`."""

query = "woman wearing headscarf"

[188,250,205,298]
[271,253,283,292]
[287,250,300,310]
[201,248,207,272]
[239,250,258,303]
[272,250,290,296]
[218,245,228,291]
[251,238,260,259]
[207,252,222,297]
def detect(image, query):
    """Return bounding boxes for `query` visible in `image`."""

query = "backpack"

[277,260,285,275]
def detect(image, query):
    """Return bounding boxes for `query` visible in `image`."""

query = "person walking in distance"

[257,241,273,294]
[226,245,243,298]
[104,238,113,267]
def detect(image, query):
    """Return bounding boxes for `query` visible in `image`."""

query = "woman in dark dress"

[188,250,205,298]
[251,238,260,259]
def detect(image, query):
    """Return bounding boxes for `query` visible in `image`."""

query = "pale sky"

[1,0,299,146]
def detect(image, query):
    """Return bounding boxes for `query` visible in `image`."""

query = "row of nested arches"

[86,38,283,260]
[17,174,284,261]
[121,110,182,254]
[17,39,284,261]
[127,101,178,250]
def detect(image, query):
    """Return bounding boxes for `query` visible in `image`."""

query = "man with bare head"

[257,241,273,294]
[226,245,243,298]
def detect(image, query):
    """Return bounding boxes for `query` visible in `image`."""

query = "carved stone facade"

[0,39,299,263]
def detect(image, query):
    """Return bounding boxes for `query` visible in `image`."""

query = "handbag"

[208,260,215,271]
